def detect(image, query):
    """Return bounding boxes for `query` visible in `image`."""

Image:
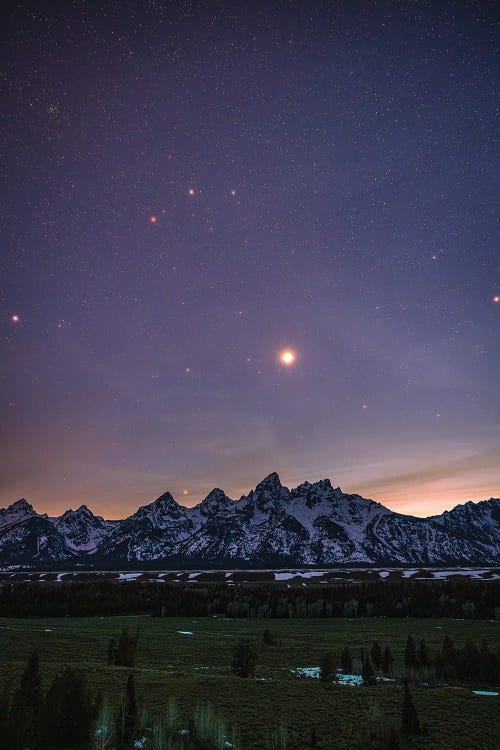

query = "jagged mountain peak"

[8,498,34,512]
[60,504,95,519]
[197,488,232,515]
[0,479,499,568]
[0,498,36,530]
[242,472,291,515]
[129,491,187,531]
[139,491,180,513]
[255,471,282,492]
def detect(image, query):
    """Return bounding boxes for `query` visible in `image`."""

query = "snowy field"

[0,567,498,583]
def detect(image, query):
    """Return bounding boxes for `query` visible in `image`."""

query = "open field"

[0,615,498,749]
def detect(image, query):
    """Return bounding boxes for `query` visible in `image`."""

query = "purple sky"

[1,0,498,519]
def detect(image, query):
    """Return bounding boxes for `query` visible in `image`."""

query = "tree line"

[0,578,498,619]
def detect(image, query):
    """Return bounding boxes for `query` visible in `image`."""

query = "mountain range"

[0,473,498,569]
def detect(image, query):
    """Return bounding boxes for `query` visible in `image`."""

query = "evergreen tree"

[231,639,258,678]
[319,652,336,682]
[116,674,138,748]
[404,635,418,670]
[0,679,12,749]
[8,651,43,750]
[442,634,455,661]
[382,722,400,750]
[40,667,93,749]
[340,646,352,674]
[401,681,420,735]
[418,639,430,668]
[310,727,318,747]
[479,641,498,683]
[115,628,139,667]
[107,638,116,665]
[362,655,377,685]
[263,628,275,645]
[370,642,382,670]
[441,634,456,679]
[381,646,394,675]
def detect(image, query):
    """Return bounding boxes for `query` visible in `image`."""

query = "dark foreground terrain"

[0,614,499,749]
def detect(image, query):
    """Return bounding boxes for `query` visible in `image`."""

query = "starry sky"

[1,0,498,519]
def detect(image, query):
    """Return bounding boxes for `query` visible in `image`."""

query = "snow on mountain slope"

[96,492,198,562]
[0,499,37,531]
[0,474,498,568]
[53,505,115,552]
[430,498,500,551]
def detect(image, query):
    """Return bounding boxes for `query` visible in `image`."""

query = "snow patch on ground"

[177,630,194,635]
[290,668,395,686]
[473,690,498,696]
[275,571,327,581]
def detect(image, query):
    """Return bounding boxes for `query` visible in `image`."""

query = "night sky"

[1,0,498,519]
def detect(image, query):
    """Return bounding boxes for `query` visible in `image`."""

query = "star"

[187,188,195,196]
[280,350,296,365]
[493,296,500,303]
[149,215,158,223]
[11,314,20,323]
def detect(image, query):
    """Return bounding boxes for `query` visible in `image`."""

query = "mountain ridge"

[0,473,498,569]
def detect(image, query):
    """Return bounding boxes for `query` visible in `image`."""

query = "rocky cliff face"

[0,474,498,568]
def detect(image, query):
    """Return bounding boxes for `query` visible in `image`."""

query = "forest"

[0,578,498,619]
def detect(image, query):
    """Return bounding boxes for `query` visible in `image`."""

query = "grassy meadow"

[0,615,498,749]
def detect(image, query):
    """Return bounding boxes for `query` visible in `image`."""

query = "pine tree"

[263,628,275,645]
[231,639,258,678]
[442,634,455,661]
[382,722,400,750]
[39,667,93,749]
[8,651,43,750]
[401,681,420,735]
[0,679,12,749]
[404,635,418,670]
[116,674,138,748]
[115,628,139,667]
[370,641,382,670]
[381,646,394,675]
[107,638,116,664]
[319,652,336,682]
[441,634,456,679]
[418,639,430,668]
[340,646,352,674]
[362,655,377,685]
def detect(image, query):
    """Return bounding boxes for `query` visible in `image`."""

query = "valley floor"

[0,615,499,749]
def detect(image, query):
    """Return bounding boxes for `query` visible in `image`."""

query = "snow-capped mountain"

[0,474,498,568]
[54,505,115,552]
[0,500,75,564]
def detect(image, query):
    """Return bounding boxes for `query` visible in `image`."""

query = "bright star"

[11,314,19,323]
[280,350,296,365]
[188,188,195,196]
[149,215,158,223]
[493,296,500,303]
